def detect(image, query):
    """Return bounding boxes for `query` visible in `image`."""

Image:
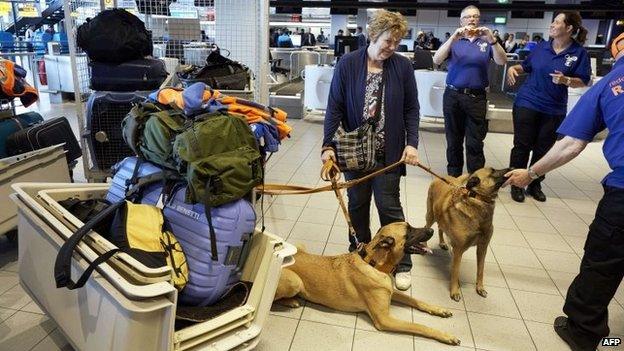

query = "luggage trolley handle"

[54,201,125,290]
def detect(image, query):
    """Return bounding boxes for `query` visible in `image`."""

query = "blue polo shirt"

[515,40,591,116]
[446,38,493,89]
[557,59,624,189]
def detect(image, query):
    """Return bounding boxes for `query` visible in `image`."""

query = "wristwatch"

[528,167,541,180]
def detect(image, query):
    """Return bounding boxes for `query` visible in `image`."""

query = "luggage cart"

[11,182,296,351]
[0,145,69,239]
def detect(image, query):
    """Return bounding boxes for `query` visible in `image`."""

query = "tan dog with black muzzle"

[274,222,461,346]
[425,167,511,301]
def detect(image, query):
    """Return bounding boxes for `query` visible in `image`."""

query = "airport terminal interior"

[0,0,623,350]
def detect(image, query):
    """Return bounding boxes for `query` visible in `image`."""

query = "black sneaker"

[553,316,598,351]
[511,186,525,202]
[527,183,546,202]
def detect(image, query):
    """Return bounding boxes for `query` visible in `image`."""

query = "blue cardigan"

[323,47,420,175]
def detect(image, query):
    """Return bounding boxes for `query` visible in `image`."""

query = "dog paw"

[433,308,453,318]
[278,298,301,308]
[442,335,461,346]
[450,292,461,302]
[439,242,449,250]
[476,286,488,298]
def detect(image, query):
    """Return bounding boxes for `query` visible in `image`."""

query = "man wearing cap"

[505,33,624,351]
[433,5,507,177]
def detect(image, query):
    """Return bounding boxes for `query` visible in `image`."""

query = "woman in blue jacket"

[321,10,420,291]
[506,11,591,202]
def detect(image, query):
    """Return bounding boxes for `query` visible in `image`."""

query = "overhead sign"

[18,4,39,18]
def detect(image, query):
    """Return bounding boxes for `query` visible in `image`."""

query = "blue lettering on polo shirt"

[515,40,591,116]
[557,59,624,189]
[446,38,493,89]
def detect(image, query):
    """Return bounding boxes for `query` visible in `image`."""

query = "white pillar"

[214,0,267,103]
[356,9,367,33]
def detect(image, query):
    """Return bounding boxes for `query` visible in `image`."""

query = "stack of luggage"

[0,58,81,176]
[77,9,168,172]
[56,83,292,310]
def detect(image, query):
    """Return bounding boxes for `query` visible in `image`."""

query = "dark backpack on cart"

[77,9,153,63]
[177,50,251,90]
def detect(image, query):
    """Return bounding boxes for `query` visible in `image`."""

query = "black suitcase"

[6,117,82,163]
[89,58,167,92]
[85,91,149,171]
[0,112,44,158]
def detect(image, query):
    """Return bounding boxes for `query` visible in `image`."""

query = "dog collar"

[468,189,495,204]
[357,247,377,267]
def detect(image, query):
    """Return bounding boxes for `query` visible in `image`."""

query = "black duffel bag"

[77,9,153,64]
[177,49,251,90]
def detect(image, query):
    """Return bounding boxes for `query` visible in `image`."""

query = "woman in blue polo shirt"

[506,11,591,202]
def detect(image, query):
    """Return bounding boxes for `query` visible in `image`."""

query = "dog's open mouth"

[407,243,433,255]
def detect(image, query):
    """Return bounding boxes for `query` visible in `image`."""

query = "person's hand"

[477,27,496,44]
[549,70,569,85]
[402,145,419,166]
[451,27,467,41]
[321,149,336,164]
[507,66,519,86]
[503,169,532,188]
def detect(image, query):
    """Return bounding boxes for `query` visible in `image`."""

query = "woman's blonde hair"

[367,10,408,43]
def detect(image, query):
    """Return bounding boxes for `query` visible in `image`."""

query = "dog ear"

[378,236,395,249]
[466,176,480,189]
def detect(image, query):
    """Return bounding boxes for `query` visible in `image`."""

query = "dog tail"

[294,244,307,253]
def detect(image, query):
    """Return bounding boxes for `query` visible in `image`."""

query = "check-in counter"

[302,59,601,134]
[414,70,447,118]
[44,54,89,98]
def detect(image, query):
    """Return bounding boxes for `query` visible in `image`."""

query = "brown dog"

[425,167,510,301]
[274,222,461,346]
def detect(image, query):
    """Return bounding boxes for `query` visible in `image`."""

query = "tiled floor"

[2,110,624,350]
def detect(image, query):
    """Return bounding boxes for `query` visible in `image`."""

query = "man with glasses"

[433,5,507,177]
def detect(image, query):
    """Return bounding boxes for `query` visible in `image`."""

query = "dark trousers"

[344,169,412,272]
[443,88,489,177]
[509,106,564,186]
[564,185,624,349]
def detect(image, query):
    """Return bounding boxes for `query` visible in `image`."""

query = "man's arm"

[433,37,454,65]
[433,27,464,65]
[505,136,588,187]
[491,41,507,65]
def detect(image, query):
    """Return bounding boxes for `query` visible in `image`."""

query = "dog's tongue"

[412,243,433,255]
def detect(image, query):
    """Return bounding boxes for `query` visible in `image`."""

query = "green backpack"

[122,103,263,207]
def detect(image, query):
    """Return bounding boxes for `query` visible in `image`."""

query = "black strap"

[54,201,125,289]
[125,171,184,200]
[126,157,144,189]
[204,178,219,261]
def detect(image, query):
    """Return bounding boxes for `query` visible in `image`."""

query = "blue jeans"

[344,169,412,273]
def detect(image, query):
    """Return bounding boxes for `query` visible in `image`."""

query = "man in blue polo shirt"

[433,5,507,177]
[505,33,624,351]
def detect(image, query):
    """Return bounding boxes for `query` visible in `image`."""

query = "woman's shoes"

[511,184,547,202]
